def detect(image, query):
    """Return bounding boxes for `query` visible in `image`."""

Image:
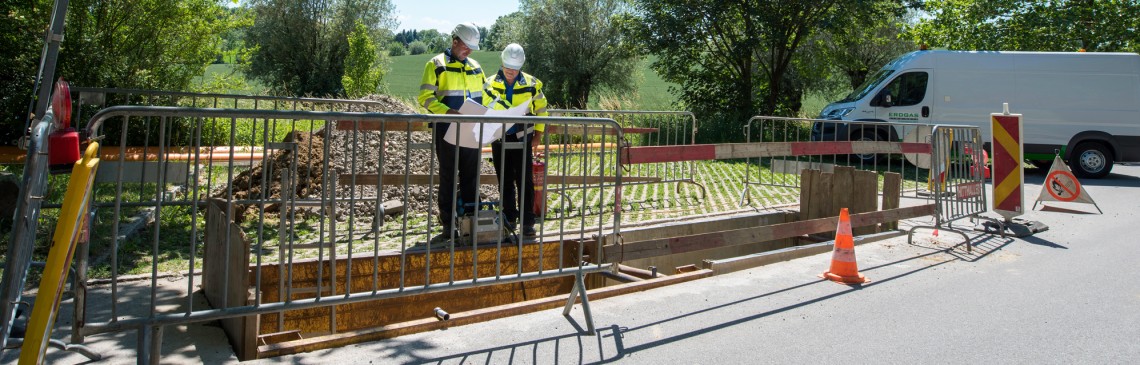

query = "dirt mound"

[220,95,499,225]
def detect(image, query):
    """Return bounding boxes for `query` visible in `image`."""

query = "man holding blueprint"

[482,43,549,237]
[416,22,487,239]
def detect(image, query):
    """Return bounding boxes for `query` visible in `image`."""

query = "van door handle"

[922,106,930,118]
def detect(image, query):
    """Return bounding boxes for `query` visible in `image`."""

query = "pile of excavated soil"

[221,94,498,225]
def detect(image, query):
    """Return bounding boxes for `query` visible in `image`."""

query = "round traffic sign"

[1045,170,1081,202]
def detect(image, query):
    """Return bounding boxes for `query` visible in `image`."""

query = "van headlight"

[824,107,854,119]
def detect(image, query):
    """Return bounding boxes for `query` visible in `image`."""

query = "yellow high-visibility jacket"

[418,50,486,116]
[483,70,549,137]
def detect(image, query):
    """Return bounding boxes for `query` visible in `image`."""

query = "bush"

[408,41,429,55]
[387,42,406,57]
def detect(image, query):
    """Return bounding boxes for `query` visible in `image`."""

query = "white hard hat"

[501,43,525,70]
[452,22,480,51]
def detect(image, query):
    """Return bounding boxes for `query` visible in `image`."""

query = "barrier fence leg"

[137,326,150,365]
[149,325,163,365]
[562,271,596,335]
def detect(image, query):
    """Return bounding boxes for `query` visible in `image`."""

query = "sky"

[391,0,520,33]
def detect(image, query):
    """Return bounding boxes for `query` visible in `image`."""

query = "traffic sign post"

[977,104,1048,237]
[990,104,1024,220]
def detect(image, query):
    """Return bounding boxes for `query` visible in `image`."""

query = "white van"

[814,50,1140,178]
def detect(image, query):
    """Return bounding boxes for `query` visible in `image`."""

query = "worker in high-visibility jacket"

[484,43,549,237]
[417,22,486,238]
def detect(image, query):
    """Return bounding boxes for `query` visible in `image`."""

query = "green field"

[197,52,836,115]
[386,51,678,110]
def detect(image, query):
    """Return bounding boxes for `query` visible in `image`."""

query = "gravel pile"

[222,94,499,226]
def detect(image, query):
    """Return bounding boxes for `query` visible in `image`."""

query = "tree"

[477,25,492,50]
[246,0,395,96]
[485,12,525,50]
[342,21,386,97]
[1,1,49,145]
[822,5,915,90]
[635,0,899,121]
[416,29,450,53]
[910,0,1140,52]
[520,0,641,109]
[1,0,236,145]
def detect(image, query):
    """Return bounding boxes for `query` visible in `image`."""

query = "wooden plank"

[617,141,934,163]
[257,269,713,358]
[813,171,832,220]
[852,170,879,235]
[719,143,794,159]
[831,166,854,218]
[545,125,658,135]
[602,204,936,261]
[620,145,715,164]
[203,199,256,360]
[334,120,428,132]
[882,172,902,230]
[798,169,818,221]
[339,174,660,186]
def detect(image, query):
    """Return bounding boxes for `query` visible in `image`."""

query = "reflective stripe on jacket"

[418,50,486,115]
[483,70,549,137]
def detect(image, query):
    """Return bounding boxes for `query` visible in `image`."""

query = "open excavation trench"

[194,96,936,360]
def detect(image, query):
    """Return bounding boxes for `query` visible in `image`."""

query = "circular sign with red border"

[1045,170,1081,202]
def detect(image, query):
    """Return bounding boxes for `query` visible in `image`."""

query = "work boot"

[522,226,537,237]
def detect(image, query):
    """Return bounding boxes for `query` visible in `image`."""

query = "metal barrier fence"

[70,87,395,113]
[9,105,626,363]
[549,110,706,208]
[742,116,940,205]
[68,87,402,148]
[907,125,999,252]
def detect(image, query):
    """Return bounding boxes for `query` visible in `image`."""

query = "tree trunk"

[569,74,592,109]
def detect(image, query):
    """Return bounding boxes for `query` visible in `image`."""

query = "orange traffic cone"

[820,208,869,284]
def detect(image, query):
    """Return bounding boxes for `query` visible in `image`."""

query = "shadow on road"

[401,238,1013,364]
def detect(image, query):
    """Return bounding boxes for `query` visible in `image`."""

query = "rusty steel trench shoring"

[206,189,933,360]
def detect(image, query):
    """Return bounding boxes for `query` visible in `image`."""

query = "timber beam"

[603,204,936,262]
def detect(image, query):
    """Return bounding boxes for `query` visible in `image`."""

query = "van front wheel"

[1069,142,1113,179]
[847,129,886,165]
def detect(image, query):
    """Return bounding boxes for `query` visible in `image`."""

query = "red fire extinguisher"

[48,78,80,174]
[532,159,546,217]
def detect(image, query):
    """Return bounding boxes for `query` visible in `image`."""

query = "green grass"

[198,51,682,111]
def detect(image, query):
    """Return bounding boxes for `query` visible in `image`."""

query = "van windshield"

[839,69,893,103]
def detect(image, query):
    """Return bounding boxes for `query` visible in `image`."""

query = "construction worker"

[417,22,486,238]
[485,43,548,237]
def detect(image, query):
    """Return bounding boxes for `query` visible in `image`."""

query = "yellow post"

[19,142,100,365]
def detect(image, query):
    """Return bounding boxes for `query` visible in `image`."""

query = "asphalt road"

[261,164,1140,364]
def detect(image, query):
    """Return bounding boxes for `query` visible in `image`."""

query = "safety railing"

[15,105,624,363]
[742,116,940,205]
[549,110,705,213]
[68,87,402,149]
[907,125,999,252]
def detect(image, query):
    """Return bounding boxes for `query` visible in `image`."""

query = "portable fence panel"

[741,116,938,207]
[928,125,989,224]
[906,125,996,252]
[41,106,620,361]
[549,110,705,213]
